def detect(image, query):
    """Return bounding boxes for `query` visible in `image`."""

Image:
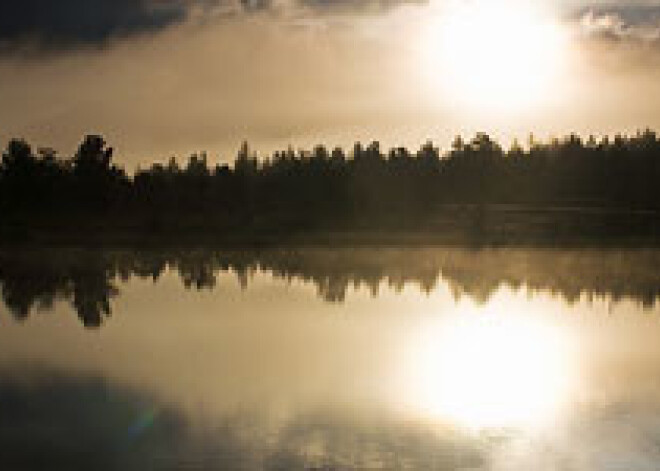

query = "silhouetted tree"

[2,130,660,240]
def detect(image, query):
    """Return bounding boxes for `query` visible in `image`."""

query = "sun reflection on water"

[405,294,576,431]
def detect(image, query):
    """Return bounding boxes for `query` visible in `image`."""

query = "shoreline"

[2,205,660,249]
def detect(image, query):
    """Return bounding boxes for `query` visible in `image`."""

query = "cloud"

[0,0,205,52]
[297,0,427,14]
[0,0,425,53]
[579,4,660,43]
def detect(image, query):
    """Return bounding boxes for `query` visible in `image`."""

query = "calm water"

[2,247,660,470]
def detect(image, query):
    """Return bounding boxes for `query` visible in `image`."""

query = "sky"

[1,0,660,167]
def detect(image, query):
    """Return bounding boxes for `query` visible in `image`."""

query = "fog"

[1,0,660,166]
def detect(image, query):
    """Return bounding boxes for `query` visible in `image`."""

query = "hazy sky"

[1,0,660,167]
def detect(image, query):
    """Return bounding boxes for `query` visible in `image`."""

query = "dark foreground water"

[2,247,660,470]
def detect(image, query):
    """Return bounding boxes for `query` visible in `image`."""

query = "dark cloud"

[238,0,426,15]
[298,0,426,13]
[579,4,660,43]
[587,4,660,26]
[0,0,425,53]
[0,0,224,52]
[239,0,272,11]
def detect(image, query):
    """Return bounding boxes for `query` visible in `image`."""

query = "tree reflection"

[1,248,660,328]
[0,250,118,328]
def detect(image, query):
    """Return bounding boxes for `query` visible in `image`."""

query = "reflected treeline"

[2,248,660,328]
[2,132,660,240]
[0,250,119,327]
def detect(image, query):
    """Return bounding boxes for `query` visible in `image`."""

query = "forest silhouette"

[2,248,659,328]
[2,131,660,243]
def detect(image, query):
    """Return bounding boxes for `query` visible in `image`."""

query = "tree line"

[1,131,660,239]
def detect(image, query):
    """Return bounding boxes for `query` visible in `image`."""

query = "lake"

[2,247,660,470]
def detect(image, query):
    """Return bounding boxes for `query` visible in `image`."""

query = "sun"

[420,0,567,114]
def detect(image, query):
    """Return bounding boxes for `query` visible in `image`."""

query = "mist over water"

[2,247,660,470]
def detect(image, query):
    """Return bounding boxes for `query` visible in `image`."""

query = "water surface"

[2,247,660,470]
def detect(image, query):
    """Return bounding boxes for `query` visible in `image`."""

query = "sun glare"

[406,297,575,431]
[420,0,568,114]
